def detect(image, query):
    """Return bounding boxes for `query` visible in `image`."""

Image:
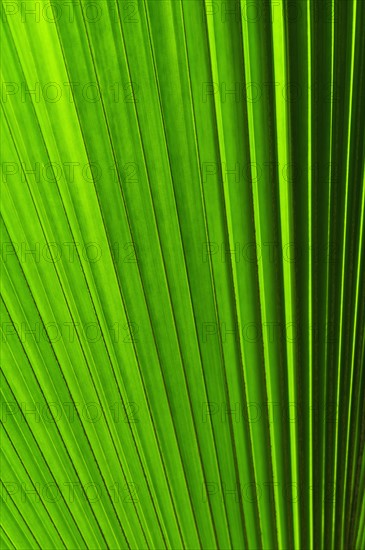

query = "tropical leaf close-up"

[1,1,365,549]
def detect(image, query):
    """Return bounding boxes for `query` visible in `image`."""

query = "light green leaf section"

[1,1,364,549]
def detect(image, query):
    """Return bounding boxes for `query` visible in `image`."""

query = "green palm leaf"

[1,1,364,549]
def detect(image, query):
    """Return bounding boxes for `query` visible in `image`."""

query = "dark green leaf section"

[1,1,364,549]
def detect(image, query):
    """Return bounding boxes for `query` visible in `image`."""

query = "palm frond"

[1,1,364,549]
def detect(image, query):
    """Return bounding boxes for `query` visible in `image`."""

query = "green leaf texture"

[0,1,364,549]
